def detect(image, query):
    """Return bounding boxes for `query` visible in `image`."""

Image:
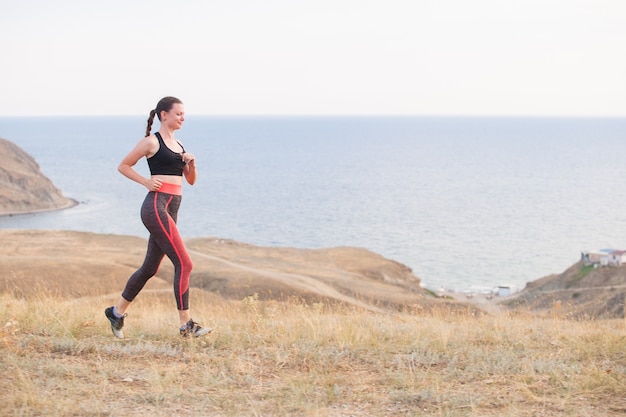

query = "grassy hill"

[1,230,625,416]
[0,229,475,314]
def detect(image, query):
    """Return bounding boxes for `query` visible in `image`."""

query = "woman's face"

[161,103,185,130]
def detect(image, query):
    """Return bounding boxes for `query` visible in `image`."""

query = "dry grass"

[1,288,625,417]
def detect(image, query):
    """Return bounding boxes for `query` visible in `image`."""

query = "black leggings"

[121,188,193,310]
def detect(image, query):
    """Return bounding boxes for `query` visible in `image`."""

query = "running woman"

[105,96,211,338]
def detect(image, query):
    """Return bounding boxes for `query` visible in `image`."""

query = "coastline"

[0,198,79,218]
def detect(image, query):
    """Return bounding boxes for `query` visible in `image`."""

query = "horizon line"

[2,113,626,119]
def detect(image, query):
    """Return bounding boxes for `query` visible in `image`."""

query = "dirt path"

[188,249,385,313]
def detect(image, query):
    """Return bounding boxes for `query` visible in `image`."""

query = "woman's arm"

[118,137,160,190]
[182,152,197,185]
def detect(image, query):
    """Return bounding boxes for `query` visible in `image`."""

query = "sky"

[1,0,625,117]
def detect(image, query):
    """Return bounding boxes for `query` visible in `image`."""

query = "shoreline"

[0,198,79,217]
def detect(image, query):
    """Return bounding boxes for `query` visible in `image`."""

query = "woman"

[105,96,211,338]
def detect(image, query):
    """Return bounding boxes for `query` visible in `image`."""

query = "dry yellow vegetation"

[1,230,625,416]
[1,288,625,417]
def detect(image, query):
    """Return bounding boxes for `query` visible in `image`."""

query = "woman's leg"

[109,189,208,336]
[140,191,193,324]
[151,193,209,335]
[118,235,165,313]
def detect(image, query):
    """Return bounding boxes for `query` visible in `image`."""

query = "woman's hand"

[145,177,163,192]
[182,152,195,167]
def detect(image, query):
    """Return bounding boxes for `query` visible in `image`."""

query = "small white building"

[581,249,626,266]
[608,250,626,266]
[497,286,511,297]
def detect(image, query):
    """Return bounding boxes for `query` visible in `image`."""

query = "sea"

[1,116,626,293]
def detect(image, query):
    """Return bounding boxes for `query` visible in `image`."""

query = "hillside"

[3,228,626,318]
[0,137,76,215]
[0,229,477,314]
[502,261,626,318]
[1,239,624,416]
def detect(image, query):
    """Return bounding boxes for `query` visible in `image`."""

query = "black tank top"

[147,132,186,176]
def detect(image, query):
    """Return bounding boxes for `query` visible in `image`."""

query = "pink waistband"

[157,183,182,196]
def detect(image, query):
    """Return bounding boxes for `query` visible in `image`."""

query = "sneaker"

[105,306,126,339]
[180,319,212,338]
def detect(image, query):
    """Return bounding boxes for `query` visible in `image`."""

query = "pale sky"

[1,0,625,116]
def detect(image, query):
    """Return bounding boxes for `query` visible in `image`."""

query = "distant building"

[497,286,511,297]
[581,249,626,267]
[608,250,626,266]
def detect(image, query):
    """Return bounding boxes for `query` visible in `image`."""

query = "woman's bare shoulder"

[123,135,159,159]
[137,134,159,147]
[141,135,160,157]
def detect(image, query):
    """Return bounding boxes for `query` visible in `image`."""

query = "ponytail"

[145,109,156,137]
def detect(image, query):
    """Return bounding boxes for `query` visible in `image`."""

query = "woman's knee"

[139,264,160,278]
[182,256,193,272]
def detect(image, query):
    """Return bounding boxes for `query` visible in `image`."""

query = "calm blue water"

[1,116,626,292]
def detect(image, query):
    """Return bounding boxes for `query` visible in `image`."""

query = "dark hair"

[145,96,183,137]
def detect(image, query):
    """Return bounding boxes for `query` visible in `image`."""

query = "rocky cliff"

[0,137,76,215]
